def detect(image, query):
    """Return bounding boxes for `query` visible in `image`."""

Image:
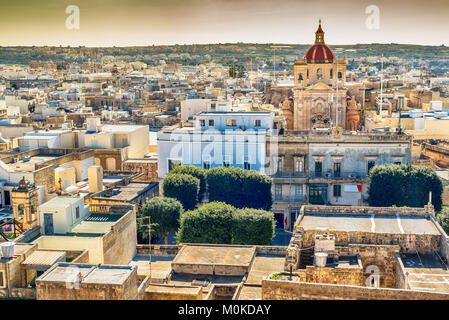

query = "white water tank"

[1,242,15,258]
[314,252,328,267]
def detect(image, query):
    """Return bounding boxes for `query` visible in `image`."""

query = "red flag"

[357,185,362,192]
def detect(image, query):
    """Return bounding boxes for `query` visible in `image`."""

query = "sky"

[0,0,447,47]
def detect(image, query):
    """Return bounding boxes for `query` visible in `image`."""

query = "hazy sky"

[0,0,447,47]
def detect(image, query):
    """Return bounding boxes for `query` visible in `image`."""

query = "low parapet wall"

[302,205,430,217]
[136,244,180,256]
[262,278,449,300]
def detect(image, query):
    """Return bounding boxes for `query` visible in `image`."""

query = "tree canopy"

[176,201,275,245]
[139,197,183,244]
[163,173,200,210]
[368,164,443,211]
[170,165,207,195]
[207,167,272,210]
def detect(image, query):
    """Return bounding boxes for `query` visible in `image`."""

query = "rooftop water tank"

[314,252,328,268]
[1,242,15,258]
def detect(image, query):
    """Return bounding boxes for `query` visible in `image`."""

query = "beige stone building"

[262,204,449,300]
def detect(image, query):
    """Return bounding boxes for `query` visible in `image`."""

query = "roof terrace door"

[44,213,54,235]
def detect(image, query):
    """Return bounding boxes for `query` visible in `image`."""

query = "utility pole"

[379,54,384,117]
[270,45,291,85]
[137,215,158,279]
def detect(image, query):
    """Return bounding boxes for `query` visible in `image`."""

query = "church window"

[317,68,323,80]
[298,73,303,81]
[18,204,24,217]
[307,70,309,79]
[330,69,333,78]
[338,72,342,79]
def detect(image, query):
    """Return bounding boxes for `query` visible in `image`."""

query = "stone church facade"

[283,20,355,131]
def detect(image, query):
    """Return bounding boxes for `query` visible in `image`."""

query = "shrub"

[176,202,234,244]
[176,202,275,245]
[232,208,275,245]
[163,173,200,210]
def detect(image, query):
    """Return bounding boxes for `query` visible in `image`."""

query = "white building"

[83,118,149,159]
[18,130,76,151]
[38,196,89,235]
[157,111,274,178]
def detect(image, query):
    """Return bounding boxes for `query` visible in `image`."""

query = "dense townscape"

[1,20,449,301]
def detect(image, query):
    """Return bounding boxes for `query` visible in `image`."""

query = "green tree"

[368,164,443,211]
[176,202,275,245]
[139,197,183,244]
[228,64,246,78]
[170,165,207,195]
[232,208,275,245]
[206,167,272,210]
[163,173,200,210]
[437,207,449,235]
[176,202,234,244]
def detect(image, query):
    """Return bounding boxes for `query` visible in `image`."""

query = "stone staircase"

[299,247,315,269]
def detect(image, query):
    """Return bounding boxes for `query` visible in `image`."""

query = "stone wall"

[304,264,364,286]
[136,244,180,256]
[102,209,137,265]
[121,160,158,182]
[261,278,449,300]
[255,246,287,256]
[36,268,138,300]
[144,284,203,300]
[339,244,400,288]
[394,254,409,289]
[300,229,440,255]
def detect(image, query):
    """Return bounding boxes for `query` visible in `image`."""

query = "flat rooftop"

[129,254,174,280]
[299,214,440,235]
[38,196,81,209]
[96,182,157,201]
[82,266,134,285]
[38,263,134,285]
[69,214,122,235]
[401,253,449,294]
[7,155,58,171]
[245,254,286,285]
[325,255,360,268]
[172,244,256,267]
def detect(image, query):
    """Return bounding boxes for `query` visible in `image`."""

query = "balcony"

[271,171,308,178]
[309,171,368,180]
[274,194,305,203]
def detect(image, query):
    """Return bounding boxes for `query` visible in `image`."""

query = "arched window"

[338,72,342,79]
[330,69,333,79]
[106,158,116,170]
[317,68,323,80]
[298,73,303,81]
[307,70,309,79]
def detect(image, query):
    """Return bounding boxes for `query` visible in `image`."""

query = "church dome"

[305,44,334,61]
[305,20,334,62]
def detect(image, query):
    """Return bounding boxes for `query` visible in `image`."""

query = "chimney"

[88,165,103,193]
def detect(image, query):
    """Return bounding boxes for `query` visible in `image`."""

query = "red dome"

[305,44,334,61]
